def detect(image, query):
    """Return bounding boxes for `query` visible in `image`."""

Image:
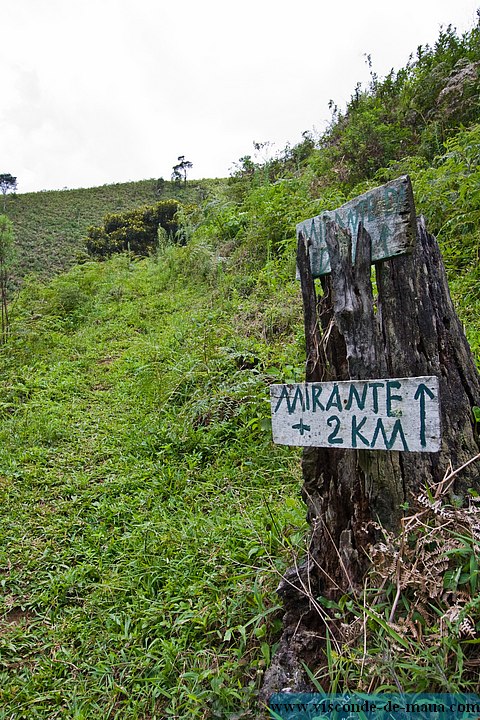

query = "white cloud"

[1,0,478,192]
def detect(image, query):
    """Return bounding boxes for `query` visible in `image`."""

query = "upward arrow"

[414,383,436,447]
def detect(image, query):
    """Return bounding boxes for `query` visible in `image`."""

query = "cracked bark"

[260,216,480,703]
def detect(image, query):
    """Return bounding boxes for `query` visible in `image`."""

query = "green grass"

[1,26,479,710]
[0,252,307,718]
[1,189,479,718]
[4,178,227,286]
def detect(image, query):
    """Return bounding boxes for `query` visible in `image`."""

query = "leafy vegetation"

[0,214,14,343]
[85,200,186,258]
[4,178,224,287]
[306,465,480,693]
[314,22,480,187]
[0,173,17,211]
[171,156,193,187]
[0,13,479,719]
[0,253,306,718]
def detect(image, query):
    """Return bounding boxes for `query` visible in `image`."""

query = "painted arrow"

[414,382,436,448]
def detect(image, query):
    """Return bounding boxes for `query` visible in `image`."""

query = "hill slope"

[0,14,479,720]
[5,177,226,285]
[0,252,306,718]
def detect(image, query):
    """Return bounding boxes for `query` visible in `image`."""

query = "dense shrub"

[85,199,184,257]
[411,124,480,267]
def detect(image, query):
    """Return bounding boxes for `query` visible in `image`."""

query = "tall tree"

[0,174,17,211]
[171,156,192,186]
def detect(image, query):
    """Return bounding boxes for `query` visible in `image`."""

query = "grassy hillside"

[5,177,226,285]
[0,14,479,720]
[0,252,306,719]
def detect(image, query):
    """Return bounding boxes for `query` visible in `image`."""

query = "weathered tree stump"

[261,181,480,701]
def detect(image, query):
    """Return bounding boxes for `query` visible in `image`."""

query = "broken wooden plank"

[296,175,416,277]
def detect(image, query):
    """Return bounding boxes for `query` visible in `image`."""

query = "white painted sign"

[296,176,416,277]
[270,376,440,452]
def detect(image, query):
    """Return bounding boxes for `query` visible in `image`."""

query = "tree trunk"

[261,216,480,700]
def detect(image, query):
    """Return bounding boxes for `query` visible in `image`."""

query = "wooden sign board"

[270,376,440,452]
[296,175,416,277]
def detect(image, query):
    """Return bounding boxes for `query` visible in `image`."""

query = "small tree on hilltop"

[171,156,192,186]
[0,174,17,211]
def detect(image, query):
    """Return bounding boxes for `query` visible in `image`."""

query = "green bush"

[318,20,480,190]
[85,199,184,258]
[376,125,480,268]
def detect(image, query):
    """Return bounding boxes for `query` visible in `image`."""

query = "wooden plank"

[296,175,416,277]
[270,376,440,452]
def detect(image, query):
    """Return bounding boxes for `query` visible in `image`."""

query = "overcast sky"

[2,0,478,194]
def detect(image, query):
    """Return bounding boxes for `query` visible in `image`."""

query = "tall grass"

[0,251,307,718]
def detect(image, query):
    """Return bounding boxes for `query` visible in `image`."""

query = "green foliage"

[373,123,480,279]
[85,200,189,258]
[0,251,307,718]
[201,200,248,247]
[0,214,14,268]
[411,125,480,266]
[318,18,480,189]
[227,134,318,203]
[4,177,224,287]
[308,489,480,694]
[172,155,193,186]
[323,94,413,186]
[0,173,17,210]
[242,179,310,263]
[219,176,345,270]
[0,215,14,342]
[406,24,480,142]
